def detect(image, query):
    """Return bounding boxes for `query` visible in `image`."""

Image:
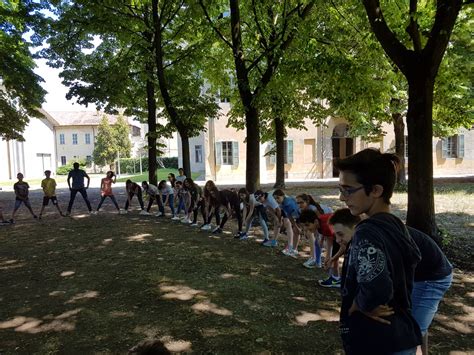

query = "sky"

[34,58,96,112]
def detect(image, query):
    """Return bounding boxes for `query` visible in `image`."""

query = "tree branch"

[198,0,233,49]
[406,0,422,52]
[251,0,268,49]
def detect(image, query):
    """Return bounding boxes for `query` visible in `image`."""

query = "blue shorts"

[411,273,453,334]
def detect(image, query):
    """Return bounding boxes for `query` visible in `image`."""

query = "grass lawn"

[116,169,200,183]
[0,183,472,353]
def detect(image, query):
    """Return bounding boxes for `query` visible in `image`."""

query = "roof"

[46,111,140,127]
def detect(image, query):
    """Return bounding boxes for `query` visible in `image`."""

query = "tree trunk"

[274,115,286,189]
[245,106,260,193]
[406,75,440,243]
[180,131,191,179]
[146,75,158,186]
[392,111,406,185]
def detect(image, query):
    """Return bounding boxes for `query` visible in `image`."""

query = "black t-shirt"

[340,213,422,354]
[407,227,452,282]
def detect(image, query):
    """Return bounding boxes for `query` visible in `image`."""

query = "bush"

[161,157,178,169]
[56,160,87,175]
[117,158,149,174]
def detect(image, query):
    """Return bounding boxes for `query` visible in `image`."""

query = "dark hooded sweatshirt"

[340,213,422,354]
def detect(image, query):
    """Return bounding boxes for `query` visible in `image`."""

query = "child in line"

[254,190,281,247]
[39,170,64,219]
[201,180,220,231]
[184,178,205,227]
[176,168,187,183]
[167,173,177,188]
[174,180,186,220]
[142,181,162,215]
[238,188,269,241]
[96,171,120,213]
[124,180,147,214]
[158,180,175,218]
[272,189,300,257]
[211,189,242,235]
[10,173,37,223]
[299,209,341,288]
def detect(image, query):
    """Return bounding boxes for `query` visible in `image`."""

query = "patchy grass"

[116,169,200,184]
[0,183,472,354]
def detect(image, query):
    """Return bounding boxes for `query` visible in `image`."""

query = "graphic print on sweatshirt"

[353,239,386,283]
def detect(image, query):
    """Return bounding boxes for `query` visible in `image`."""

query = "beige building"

[48,111,144,171]
[178,104,473,182]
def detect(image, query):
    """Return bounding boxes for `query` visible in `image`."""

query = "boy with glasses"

[335,148,422,355]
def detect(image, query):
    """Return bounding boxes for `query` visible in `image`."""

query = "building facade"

[178,104,473,183]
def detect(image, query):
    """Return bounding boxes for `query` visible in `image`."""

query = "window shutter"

[270,143,276,164]
[215,142,222,165]
[458,135,465,158]
[232,141,239,166]
[287,140,294,163]
[441,139,447,158]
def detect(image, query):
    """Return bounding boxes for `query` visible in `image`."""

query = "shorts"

[411,273,453,334]
[15,198,32,209]
[43,196,58,206]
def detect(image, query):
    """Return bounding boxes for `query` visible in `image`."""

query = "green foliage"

[92,115,132,167]
[117,158,149,175]
[0,0,48,140]
[161,157,178,169]
[56,160,86,175]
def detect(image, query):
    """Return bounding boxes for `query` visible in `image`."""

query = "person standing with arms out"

[38,170,64,219]
[335,148,421,355]
[96,171,120,213]
[66,162,92,216]
[10,173,37,223]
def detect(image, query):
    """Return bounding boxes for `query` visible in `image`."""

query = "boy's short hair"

[44,170,51,174]
[272,189,285,197]
[329,208,361,227]
[299,209,318,224]
[254,190,265,200]
[175,180,183,186]
[334,148,400,204]
[73,162,80,169]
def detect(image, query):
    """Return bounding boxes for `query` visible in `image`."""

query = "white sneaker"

[190,223,198,227]
[303,258,317,269]
[281,247,292,256]
[200,224,212,231]
[171,216,181,221]
[139,210,150,216]
[180,218,190,224]
[155,212,164,217]
[120,209,128,215]
[90,211,97,215]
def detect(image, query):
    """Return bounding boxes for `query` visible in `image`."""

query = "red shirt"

[318,213,334,237]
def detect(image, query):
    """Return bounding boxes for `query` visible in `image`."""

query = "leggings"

[124,191,144,210]
[159,194,175,215]
[192,199,206,224]
[97,195,119,210]
[146,196,162,212]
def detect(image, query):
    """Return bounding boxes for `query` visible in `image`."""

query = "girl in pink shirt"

[96,171,120,213]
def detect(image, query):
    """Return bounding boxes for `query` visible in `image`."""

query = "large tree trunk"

[406,75,440,243]
[274,115,286,189]
[245,106,260,192]
[146,69,157,186]
[180,131,191,179]
[392,110,406,185]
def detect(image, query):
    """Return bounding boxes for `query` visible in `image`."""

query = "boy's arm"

[85,173,90,188]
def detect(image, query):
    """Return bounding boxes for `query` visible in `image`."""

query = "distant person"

[38,170,64,219]
[96,171,120,213]
[124,179,147,214]
[273,189,300,257]
[158,180,175,218]
[335,148,422,354]
[167,173,177,188]
[10,173,37,223]
[66,162,93,215]
[184,177,205,227]
[141,181,161,215]
[238,188,269,241]
[254,190,282,247]
[176,168,187,183]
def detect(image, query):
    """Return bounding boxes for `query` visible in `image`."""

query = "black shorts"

[43,196,58,206]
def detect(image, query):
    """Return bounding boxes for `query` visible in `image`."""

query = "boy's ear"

[371,184,384,198]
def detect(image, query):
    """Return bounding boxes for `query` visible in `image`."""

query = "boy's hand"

[349,303,394,325]
[323,258,332,270]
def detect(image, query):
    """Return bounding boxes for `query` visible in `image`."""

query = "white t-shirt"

[147,184,159,197]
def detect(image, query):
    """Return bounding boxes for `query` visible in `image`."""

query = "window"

[304,139,316,163]
[61,156,67,165]
[85,133,91,144]
[59,134,65,145]
[72,133,78,145]
[442,134,464,158]
[132,126,141,137]
[269,140,294,164]
[195,145,203,163]
[215,141,239,166]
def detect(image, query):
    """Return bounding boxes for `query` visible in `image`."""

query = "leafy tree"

[200,0,316,192]
[93,115,131,168]
[0,0,48,140]
[361,0,464,240]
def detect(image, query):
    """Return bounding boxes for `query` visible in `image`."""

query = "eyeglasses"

[338,185,365,197]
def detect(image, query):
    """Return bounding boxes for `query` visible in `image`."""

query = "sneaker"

[171,216,181,221]
[33,215,38,219]
[9,219,15,224]
[239,233,248,241]
[289,249,299,258]
[234,232,242,239]
[90,211,97,215]
[180,218,190,224]
[139,210,150,216]
[303,258,317,269]
[155,212,164,217]
[262,239,278,247]
[0,220,11,225]
[260,238,269,246]
[281,247,292,256]
[212,227,222,234]
[200,224,212,231]
[318,276,341,288]
[190,223,198,227]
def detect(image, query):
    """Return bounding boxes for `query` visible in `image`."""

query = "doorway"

[332,124,354,177]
